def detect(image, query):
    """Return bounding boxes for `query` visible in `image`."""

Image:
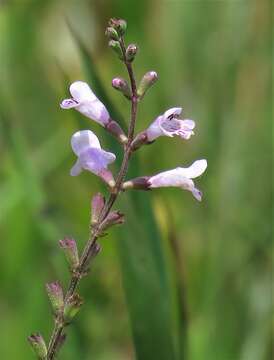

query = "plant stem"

[46,36,138,360]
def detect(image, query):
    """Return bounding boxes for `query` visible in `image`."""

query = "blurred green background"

[0,0,272,359]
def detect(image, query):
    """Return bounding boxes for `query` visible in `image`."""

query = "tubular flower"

[61,81,110,126]
[148,159,207,201]
[146,107,195,142]
[70,130,116,186]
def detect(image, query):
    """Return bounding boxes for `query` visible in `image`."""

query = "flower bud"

[91,193,105,225]
[105,27,119,41]
[46,281,64,314]
[108,40,123,60]
[137,71,158,99]
[126,44,138,62]
[59,237,79,271]
[28,333,47,359]
[108,18,127,36]
[105,119,128,144]
[64,294,83,324]
[112,77,131,100]
[122,177,151,191]
[131,131,149,151]
[101,211,125,232]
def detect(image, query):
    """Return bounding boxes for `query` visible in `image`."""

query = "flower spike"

[70,130,116,187]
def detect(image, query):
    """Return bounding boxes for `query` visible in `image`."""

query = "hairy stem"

[46,36,138,360]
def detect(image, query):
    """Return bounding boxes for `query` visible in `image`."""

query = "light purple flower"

[61,81,110,126]
[148,159,207,201]
[146,107,195,142]
[70,130,116,186]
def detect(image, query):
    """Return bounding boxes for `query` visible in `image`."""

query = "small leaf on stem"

[64,294,83,324]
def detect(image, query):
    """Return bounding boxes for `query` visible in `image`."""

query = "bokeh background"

[0,0,272,359]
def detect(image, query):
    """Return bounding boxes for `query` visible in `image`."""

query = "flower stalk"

[44,20,139,360]
[29,17,207,360]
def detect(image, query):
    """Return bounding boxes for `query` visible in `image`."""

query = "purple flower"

[146,107,195,142]
[61,81,110,126]
[70,130,116,186]
[148,159,207,201]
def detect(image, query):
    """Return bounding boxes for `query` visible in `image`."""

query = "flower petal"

[164,107,182,119]
[176,159,207,179]
[79,148,116,175]
[69,81,97,102]
[76,99,109,126]
[149,169,193,188]
[181,119,195,130]
[71,130,101,156]
[60,98,79,109]
[192,188,203,201]
[61,81,110,126]
[70,159,83,176]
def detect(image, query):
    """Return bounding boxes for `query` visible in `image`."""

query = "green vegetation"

[0,1,271,359]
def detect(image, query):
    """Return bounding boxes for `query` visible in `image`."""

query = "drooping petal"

[70,130,116,186]
[79,148,116,175]
[182,119,195,129]
[71,130,101,156]
[70,159,83,176]
[192,188,203,201]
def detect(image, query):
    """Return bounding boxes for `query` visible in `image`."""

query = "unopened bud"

[131,131,148,151]
[112,77,131,99]
[137,71,158,99]
[122,177,150,191]
[46,281,64,314]
[105,27,119,41]
[28,333,47,359]
[101,211,125,232]
[59,237,79,271]
[105,119,128,144]
[108,18,127,36]
[126,44,138,62]
[91,193,105,225]
[108,40,123,60]
[64,294,83,324]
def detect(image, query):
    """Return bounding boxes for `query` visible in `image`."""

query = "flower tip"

[60,99,78,109]
[122,181,133,190]
[108,179,116,188]
[192,188,203,201]
[196,159,208,174]
[119,134,128,144]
